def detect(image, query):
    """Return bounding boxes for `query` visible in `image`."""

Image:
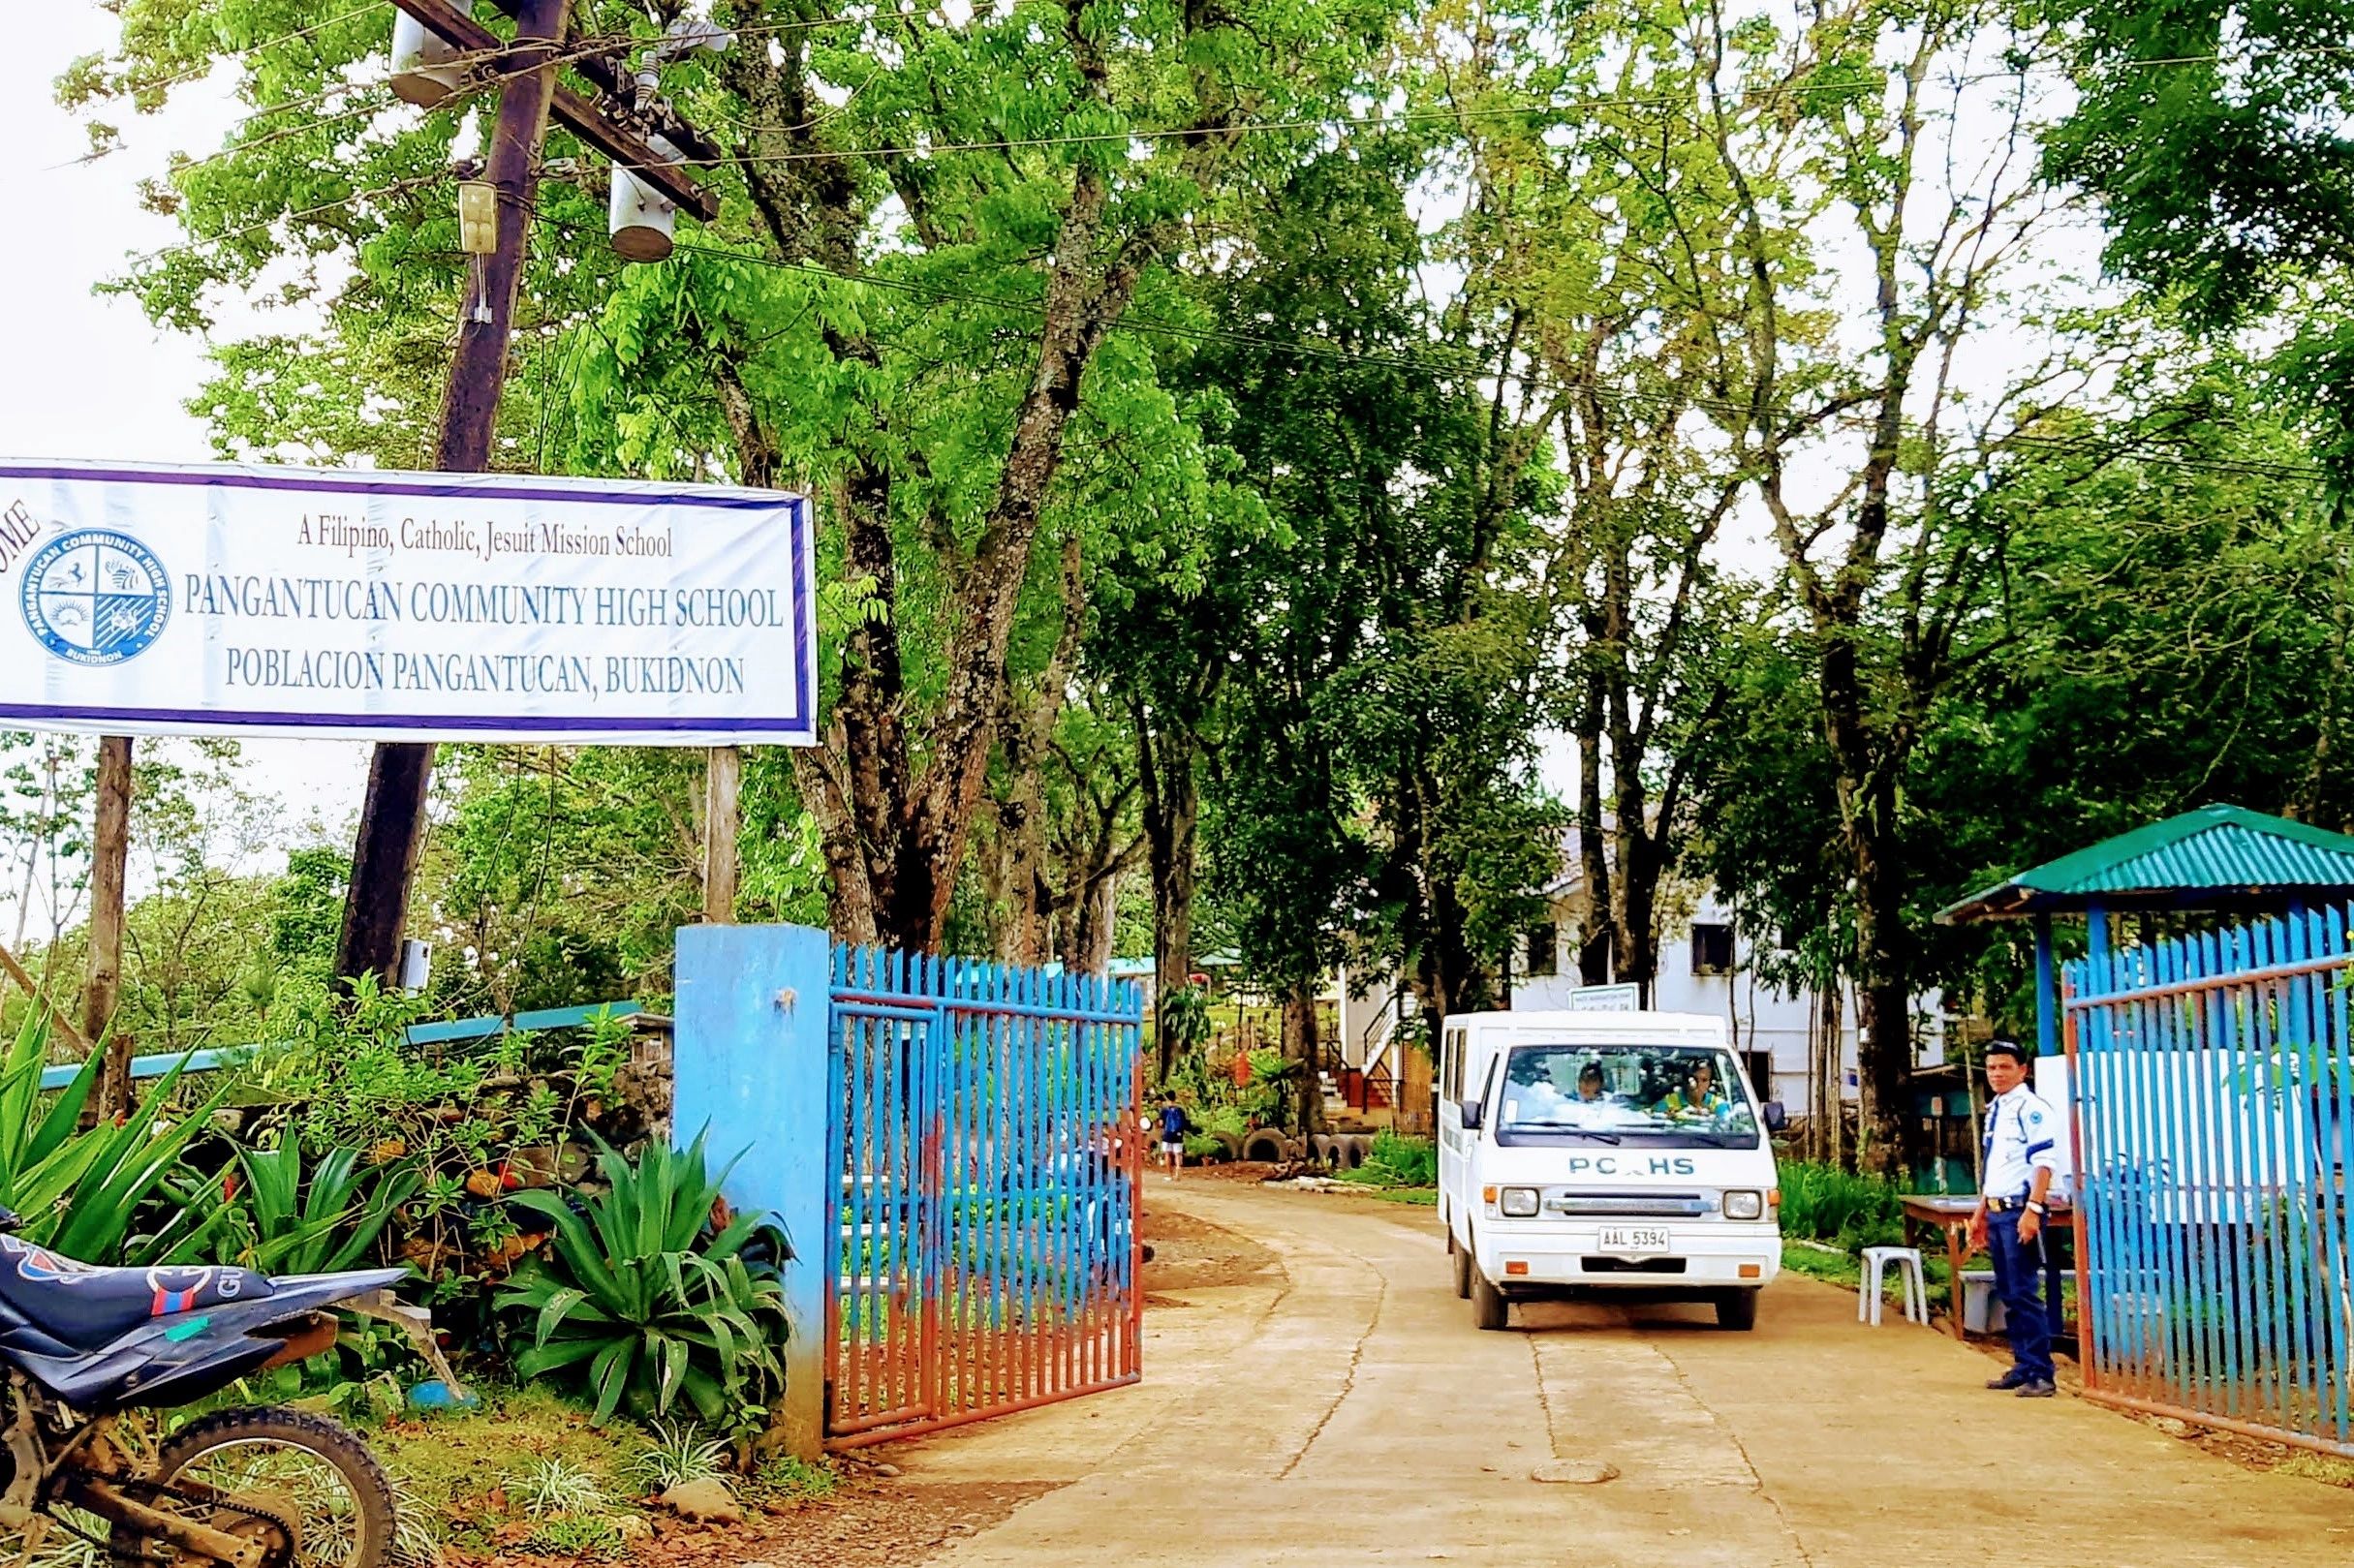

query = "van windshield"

[1492,1043,1760,1147]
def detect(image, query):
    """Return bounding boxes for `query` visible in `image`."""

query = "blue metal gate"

[824,944,1145,1447]
[2066,903,2354,1456]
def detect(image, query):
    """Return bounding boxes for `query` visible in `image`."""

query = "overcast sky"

[3,7,371,908]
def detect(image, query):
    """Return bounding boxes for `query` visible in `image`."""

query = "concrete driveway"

[894,1182,2354,1567]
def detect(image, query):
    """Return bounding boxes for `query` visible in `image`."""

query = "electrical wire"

[155,23,2354,185]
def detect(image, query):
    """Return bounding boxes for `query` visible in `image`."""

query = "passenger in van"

[1575,1063,1607,1101]
[1660,1060,1732,1121]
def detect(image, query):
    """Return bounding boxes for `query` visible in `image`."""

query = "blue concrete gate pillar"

[674,923,830,1460]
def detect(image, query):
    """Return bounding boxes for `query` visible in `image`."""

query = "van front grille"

[1544,1191,1709,1218]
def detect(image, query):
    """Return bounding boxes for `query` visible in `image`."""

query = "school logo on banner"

[19,529,170,666]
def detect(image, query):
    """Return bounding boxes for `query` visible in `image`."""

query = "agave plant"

[200,1140,421,1276]
[495,1130,790,1428]
[0,1011,225,1264]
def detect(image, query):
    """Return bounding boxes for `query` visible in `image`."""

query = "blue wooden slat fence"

[2066,904,2354,1457]
[825,944,1144,1447]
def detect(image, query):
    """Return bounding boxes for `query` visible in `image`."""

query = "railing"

[35,999,643,1091]
[2065,905,2354,1459]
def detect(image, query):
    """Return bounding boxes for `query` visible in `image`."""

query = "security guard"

[1968,1040,2060,1397]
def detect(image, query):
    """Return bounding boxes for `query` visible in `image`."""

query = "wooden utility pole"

[337,0,571,985]
[338,3,723,986]
[702,746,741,922]
[80,735,133,1125]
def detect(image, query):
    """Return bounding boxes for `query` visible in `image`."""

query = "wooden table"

[1899,1194,2073,1343]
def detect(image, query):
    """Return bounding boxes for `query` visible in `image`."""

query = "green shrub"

[496,1130,790,1430]
[0,1012,225,1265]
[198,1139,420,1275]
[1341,1131,1438,1189]
[1776,1160,1905,1249]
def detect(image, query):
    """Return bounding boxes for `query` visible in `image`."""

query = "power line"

[157,33,2354,185]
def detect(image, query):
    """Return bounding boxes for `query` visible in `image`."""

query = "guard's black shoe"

[1986,1368,2033,1390]
[2015,1377,2057,1398]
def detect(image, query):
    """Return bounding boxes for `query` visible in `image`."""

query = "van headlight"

[1722,1190,1765,1221]
[1499,1187,1541,1218]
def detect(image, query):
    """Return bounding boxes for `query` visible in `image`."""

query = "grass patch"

[371,1383,655,1554]
[755,1456,841,1502]
[1780,1241,1956,1313]
[2277,1453,2354,1488]
[1354,1185,1440,1206]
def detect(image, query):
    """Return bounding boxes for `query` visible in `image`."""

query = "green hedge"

[1776,1160,1906,1251]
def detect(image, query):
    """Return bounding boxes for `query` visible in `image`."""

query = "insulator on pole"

[609,136,683,263]
[390,0,478,107]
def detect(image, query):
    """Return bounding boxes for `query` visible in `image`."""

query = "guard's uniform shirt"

[1982,1082,2060,1199]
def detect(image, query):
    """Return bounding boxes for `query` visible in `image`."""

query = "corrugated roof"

[1937,804,2354,924]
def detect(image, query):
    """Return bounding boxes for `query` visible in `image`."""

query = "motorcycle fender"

[259,1312,339,1369]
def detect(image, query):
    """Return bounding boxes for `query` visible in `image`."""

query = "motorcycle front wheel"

[109,1407,395,1568]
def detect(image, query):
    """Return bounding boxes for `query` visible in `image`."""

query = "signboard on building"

[1566,982,1642,1011]
[0,460,814,744]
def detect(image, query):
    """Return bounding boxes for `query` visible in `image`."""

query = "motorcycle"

[0,1206,404,1568]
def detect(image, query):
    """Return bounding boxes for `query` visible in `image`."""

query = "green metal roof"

[1937,804,2354,924]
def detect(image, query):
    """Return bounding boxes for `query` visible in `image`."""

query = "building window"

[1690,922,1735,976]
[1524,923,1558,977]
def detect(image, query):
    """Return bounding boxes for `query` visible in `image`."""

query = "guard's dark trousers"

[1987,1208,2054,1381]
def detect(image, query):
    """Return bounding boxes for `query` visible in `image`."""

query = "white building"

[1511,866,1945,1116]
[1326,852,1943,1123]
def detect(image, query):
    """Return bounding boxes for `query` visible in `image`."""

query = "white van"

[1437,1009,1784,1331]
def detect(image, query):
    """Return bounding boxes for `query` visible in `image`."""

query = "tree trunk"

[1137,712,1198,1084]
[1283,983,1324,1139]
[701,746,740,925]
[1575,674,1613,984]
[81,736,133,1129]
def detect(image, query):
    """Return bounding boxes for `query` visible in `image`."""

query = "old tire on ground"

[1338,1134,1370,1170]
[1308,1133,1336,1168]
[1241,1128,1289,1163]
[1451,1232,1472,1299]
[1280,1137,1308,1164]
[117,1404,395,1568]
[1716,1289,1760,1332]
[1212,1130,1244,1163]
[1471,1255,1510,1331]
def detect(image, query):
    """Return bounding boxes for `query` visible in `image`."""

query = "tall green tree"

[70,0,1403,956]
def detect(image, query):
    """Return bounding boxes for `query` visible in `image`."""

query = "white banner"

[0,459,815,745]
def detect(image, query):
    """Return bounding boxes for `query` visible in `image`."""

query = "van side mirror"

[1761,1100,1787,1132]
[1459,1099,1483,1132]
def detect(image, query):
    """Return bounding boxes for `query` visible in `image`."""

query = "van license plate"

[1597,1226,1671,1255]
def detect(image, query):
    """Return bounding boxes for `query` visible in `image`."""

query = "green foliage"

[228,978,632,1305]
[511,1458,610,1521]
[202,1139,419,1276]
[521,1516,627,1559]
[1357,1132,1438,1188]
[755,1457,838,1503]
[496,1132,790,1430]
[0,1011,224,1265]
[1775,1161,1906,1251]
[627,1421,729,1493]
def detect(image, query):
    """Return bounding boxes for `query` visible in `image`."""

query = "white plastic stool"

[1859,1245,1927,1326]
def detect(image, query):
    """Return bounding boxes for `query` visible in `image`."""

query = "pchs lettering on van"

[1563,1155,1697,1177]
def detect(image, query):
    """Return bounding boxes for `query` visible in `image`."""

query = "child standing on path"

[1159,1092,1192,1180]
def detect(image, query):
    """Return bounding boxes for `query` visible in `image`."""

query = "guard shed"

[1936,803,2354,1057]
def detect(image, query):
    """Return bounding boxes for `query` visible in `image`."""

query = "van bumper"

[1475,1225,1781,1289]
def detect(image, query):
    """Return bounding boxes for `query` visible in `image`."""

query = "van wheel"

[1716,1289,1760,1332]
[1471,1262,1510,1331]
[1451,1234,1472,1300]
